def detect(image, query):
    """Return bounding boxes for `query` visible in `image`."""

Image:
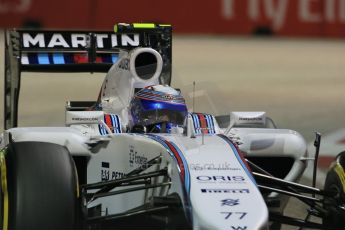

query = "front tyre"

[0,141,80,230]
[323,151,345,230]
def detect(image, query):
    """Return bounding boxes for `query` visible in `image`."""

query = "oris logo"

[196,175,245,182]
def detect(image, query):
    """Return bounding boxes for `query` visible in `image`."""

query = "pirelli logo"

[201,188,249,193]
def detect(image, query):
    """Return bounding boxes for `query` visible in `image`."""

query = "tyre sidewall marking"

[334,163,345,193]
[73,163,80,198]
[0,149,8,230]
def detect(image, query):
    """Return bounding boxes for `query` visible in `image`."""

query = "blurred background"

[1,0,345,36]
[1,0,345,229]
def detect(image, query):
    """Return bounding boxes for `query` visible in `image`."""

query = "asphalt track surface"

[1,32,345,229]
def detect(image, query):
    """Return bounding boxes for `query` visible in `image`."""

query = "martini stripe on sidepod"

[218,134,257,185]
[204,114,212,134]
[115,114,122,133]
[104,114,113,132]
[110,114,117,133]
[98,124,107,135]
[191,114,201,135]
[206,114,215,134]
[98,114,122,134]
[197,113,209,134]
[111,114,121,133]
[191,113,216,135]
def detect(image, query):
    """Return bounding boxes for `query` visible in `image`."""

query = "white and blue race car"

[1,23,344,230]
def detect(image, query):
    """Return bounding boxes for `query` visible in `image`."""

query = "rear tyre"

[323,151,345,230]
[0,141,80,230]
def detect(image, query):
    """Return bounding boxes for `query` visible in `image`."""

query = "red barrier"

[1,0,345,37]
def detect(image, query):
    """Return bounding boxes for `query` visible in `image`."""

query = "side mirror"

[225,111,266,134]
[186,115,196,138]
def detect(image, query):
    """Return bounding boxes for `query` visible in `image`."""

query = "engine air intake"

[134,52,158,80]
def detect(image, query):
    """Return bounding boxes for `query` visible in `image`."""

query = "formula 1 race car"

[1,23,345,230]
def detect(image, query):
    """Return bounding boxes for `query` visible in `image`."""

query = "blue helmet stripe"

[141,99,187,112]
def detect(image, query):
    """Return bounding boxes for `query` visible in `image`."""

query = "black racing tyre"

[0,141,80,230]
[323,151,345,230]
[269,222,281,230]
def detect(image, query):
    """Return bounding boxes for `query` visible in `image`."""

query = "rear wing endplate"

[4,23,172,129]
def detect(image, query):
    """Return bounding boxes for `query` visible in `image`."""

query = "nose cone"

[181,135,269,230]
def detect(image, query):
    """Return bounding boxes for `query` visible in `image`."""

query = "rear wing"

[4,23,172,129]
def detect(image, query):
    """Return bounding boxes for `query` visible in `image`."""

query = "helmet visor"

[141,108,187,126]
[134,98,187,126]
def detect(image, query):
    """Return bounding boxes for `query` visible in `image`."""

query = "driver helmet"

[130,85,188,133]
